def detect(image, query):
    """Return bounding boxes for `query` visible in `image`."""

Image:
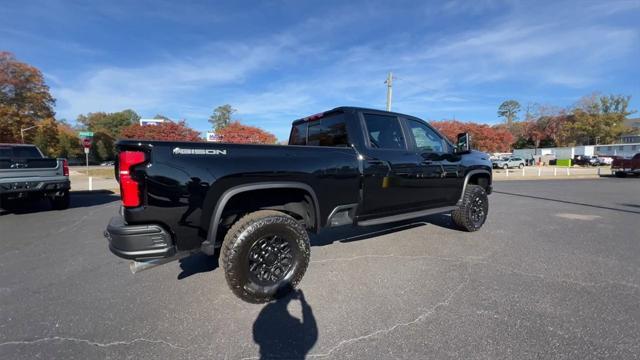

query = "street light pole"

[20,125,39,143]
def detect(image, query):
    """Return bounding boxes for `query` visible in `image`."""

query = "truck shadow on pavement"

[0,192,119,216]
[177,251,219,280]
[494,190,640,215]
[176,213,458,280]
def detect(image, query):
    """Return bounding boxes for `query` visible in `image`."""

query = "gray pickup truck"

[0,143,70,209]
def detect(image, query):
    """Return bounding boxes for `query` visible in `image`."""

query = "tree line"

[431,95,635,153]
[0,52,277,161]
[2,51,636,160]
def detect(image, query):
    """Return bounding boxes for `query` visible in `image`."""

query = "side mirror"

[456,132,471,153]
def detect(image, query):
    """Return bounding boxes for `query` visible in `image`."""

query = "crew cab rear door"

[358,112,422,216]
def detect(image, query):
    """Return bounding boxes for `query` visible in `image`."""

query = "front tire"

[221,210,310,303]
[452,184,488,232]
[615,171,627,178]
[502,164,508,170]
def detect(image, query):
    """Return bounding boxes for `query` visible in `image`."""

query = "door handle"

[421,160,433,165]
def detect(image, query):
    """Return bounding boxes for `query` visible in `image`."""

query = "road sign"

[78,131,94,138]
[84,147,90,154]
[82,138,92,148]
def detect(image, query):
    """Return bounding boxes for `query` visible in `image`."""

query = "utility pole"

[385,72,393,111]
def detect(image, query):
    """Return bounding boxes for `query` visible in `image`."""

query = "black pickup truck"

[104,107,492,303]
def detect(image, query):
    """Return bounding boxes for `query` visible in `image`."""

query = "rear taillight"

[118,151,146,208]
[62,159,69,176]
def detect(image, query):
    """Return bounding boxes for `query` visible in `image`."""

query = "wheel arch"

[457,169,492,206]
[206,182,321,244]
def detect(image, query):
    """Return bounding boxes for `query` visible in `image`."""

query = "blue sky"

[2,0,639,140]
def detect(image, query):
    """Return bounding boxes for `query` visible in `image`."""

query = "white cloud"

[52,36,307,119]
[47,0,639,138]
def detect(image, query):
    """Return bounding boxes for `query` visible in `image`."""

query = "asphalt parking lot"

[1,178,638,359]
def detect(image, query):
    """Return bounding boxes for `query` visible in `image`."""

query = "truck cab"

[289,108,491,223]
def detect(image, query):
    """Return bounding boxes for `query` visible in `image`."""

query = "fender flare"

[206,182,321,243]
[457,169,492,205]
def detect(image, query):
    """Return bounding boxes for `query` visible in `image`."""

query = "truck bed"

[117,140,361,250]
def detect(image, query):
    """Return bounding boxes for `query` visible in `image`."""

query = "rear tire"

[452,184,488,232]
[502,164,508,170]
[50,190,70,210]
[221,210,310,303]
[518,163,524,169]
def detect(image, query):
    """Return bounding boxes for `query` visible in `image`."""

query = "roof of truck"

[292,106,421,125]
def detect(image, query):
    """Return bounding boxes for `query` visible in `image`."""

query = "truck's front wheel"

[452,184,488,232]
[221,210,310,303]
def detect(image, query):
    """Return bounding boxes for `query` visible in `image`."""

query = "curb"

[493,176,603,181]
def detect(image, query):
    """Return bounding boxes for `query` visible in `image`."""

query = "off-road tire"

[452,184,488,232]
[221,210,310,303]
[50,190,70,210]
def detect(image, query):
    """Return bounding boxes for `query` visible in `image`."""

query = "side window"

[406,120,445,153]
[289,123,307,145]
[363,114,405,149]
[307,113,349,147]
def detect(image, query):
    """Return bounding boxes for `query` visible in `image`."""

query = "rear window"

[0,146,42,159]
[289,123,307,145]
[289,112,349,147]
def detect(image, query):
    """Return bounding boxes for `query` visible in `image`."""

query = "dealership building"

[513,142,640,160]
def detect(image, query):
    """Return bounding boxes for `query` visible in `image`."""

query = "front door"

[403,118,463,207]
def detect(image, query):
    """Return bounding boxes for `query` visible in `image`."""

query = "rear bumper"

[0,177,70,194]
[104,216,175,260]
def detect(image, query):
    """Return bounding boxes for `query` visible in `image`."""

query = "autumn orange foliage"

[430,120,514,153]
[216,121,277,144]
[0,52,56,143]
[120,120,202,142]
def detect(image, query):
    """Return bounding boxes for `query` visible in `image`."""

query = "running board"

[356,206,457,227]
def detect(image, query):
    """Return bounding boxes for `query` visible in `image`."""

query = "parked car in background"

[573,155,599,167]
[611,153,640,177]
[493,157,526,169]
[596,156,615,165]
[100,161,115,166]
[0,143,70,209]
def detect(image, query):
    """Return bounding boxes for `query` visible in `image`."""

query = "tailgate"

[0,159,64,180]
